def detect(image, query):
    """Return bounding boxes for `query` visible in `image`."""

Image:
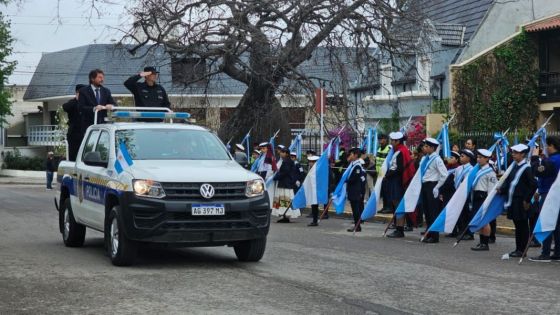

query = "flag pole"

[318,199,333,222]
[382,213,396,237]
[353,218,362,236]
[320,88,325,154]
[518,233,535,264]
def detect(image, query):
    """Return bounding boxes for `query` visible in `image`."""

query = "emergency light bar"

[94,107,192,124]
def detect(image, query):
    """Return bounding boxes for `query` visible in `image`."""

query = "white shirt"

[473,164,497,194]
[389,151,401,171]
[422,152,448,189]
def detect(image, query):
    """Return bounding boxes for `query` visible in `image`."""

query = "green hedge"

[2,150,45,171]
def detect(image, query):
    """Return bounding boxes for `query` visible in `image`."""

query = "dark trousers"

[513,219,529,252]
[46,171,54,189]
[311,204,319,224]
[67,134,81,162]
[490,220,497,239]
[350,199,364,226]
[421,181,441,240]
[540,194,560,256]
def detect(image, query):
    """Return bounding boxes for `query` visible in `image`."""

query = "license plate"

[191,204,225,216]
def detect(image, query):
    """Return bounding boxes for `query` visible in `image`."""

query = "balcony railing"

[27,125,65,146]
[539,72,560,102]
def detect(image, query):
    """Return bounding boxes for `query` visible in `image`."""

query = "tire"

[106,206,138,266]
[234,237,267,262]
[61,198,86,247]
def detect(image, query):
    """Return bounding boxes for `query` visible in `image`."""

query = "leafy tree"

[0,0,16,127]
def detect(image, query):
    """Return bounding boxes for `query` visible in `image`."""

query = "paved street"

[1,185,559,315]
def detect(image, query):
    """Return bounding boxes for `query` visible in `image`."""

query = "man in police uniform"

[62,84,86,161]
[469,149,498,251]
[124,66,171,109]
[346,147,367,232]
[420,138,448,243]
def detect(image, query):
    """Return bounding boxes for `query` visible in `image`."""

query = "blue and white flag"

[361,147,394,221]
[251,154,264,173]
[241,130,251,158]
[428,165,495,233]
[436,123,451,159]
[394,154,438,218]
[289,133,303,160]
[332,161,359,214]
[372,128,379,156]
[114,141,133,174]
[533,172,560,243]
[468,164,514,233]
[292,142,331,208]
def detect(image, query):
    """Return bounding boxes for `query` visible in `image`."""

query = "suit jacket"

[78,85,115,134]
[346,162,366,201]
[62,98,80,138]
[274,158,294,189]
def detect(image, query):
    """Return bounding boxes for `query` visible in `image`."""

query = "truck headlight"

[133,179,166,198]
[246,179,264,197]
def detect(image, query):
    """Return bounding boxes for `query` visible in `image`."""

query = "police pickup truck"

[55,108,269,266]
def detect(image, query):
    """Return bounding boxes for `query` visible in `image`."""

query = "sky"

[5,0,131,85]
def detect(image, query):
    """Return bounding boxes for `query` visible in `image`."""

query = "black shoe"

[461,234,474,241]
[509,251,524,258]
[488,237,496,244]
[529,255,551,262]
[347,226,361,232]
[404,226,413,232]
[550,255,560,261]
[529,240,541,248]
[445,233,458,238]
[276,217,290,223]
[421,237,439,244]
[308,222,318,227]
[471,243,489,251]
[387,230,404,238]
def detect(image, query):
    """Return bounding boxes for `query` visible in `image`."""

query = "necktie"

[95,88,100,104]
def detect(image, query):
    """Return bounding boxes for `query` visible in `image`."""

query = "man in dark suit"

[78,69,115,137]
[62,84,86,161]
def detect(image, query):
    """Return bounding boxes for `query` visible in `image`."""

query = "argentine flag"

[114,141,133,174]
[395,155,438,218]
[361,147,394,221]
[468,164,515,233]
[291,143,331,209]
[332,161,358,214]
[428,165,486,233]
[533,172,560,243]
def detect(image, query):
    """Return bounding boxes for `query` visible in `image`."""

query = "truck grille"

[161,182,247,200]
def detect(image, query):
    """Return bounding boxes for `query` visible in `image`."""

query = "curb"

[314,209,516,237]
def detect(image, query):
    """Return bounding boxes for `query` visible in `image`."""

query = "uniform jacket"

[531,152,560,194]
[62,98,80,138]
[124,75,171,108]
[78,85,115,134]
[346,161,366,201]
[274,157,294,189]
[500,161,537,220]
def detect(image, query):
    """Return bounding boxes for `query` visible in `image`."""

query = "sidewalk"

[0,176,46,186]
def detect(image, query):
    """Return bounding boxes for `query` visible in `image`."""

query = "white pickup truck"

[55,108,269,266]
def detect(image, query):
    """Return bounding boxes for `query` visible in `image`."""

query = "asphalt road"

[1,185,559,315]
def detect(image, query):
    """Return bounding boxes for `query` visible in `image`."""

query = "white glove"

[295,181,301,187]
[433,187,439,199]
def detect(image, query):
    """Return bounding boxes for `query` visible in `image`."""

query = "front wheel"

[106,206,138,266]
[234,238,267,262]
[61,198,86,247]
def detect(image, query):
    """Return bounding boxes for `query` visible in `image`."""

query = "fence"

[27,125,65,146]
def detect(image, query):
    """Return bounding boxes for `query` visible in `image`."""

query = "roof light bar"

[113,112,191,119]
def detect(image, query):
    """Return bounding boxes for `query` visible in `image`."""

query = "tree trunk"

[219,83,291,147]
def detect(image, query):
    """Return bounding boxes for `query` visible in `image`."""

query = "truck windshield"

[115,129,230,160]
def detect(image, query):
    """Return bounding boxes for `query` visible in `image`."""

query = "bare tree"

[121,0,421,142]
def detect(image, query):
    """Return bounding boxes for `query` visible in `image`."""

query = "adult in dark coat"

[274,150,295,189]
[124,66,170,108]
[345,147,366,232]
[62,84,86,161]
[78,69,116,136]
[498,144,537,257]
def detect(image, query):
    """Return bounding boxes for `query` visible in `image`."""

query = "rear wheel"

[234,237,267,262]
[61,198,86,247]
[106,206,138,266]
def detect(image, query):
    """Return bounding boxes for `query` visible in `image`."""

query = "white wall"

[458,0,560,63]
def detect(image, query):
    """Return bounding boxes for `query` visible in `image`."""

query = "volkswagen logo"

[200,183,215,199]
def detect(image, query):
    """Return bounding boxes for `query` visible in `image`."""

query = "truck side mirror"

[83,151,108,168]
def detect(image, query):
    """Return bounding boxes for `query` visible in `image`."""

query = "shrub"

[2,149,45,171]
